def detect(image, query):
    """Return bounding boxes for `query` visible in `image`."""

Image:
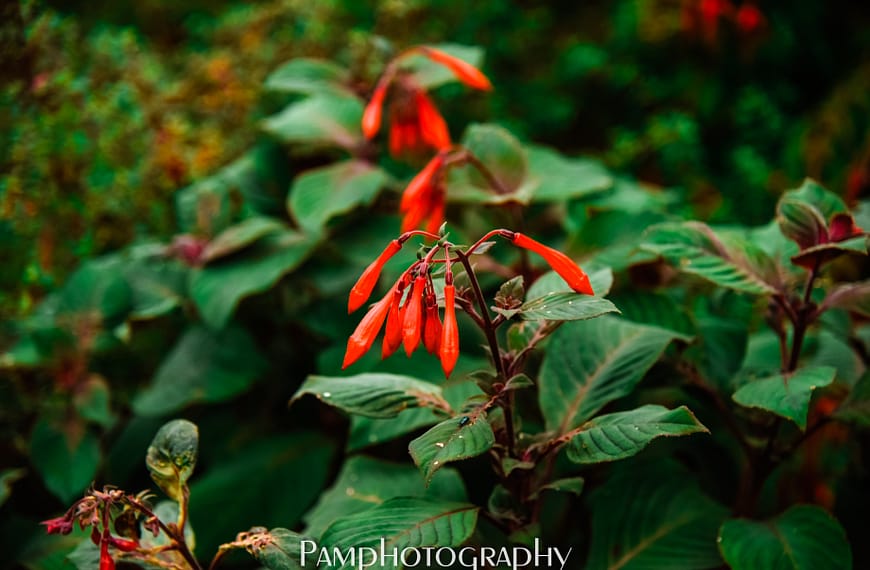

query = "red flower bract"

[342,293,393,369]
[348,239,402,313]
[440,284,459,377]
[510,232,594,295]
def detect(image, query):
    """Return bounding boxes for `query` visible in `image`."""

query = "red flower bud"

[511,232,594,295]
[421,47,493,91]
[107,535,140,552]
[735,3,764,35]
[402,276,426,355]
[414,91,451,151]
[41,516,74,535]
[440,285,459,377]
[342,293,392,369]
[99,538,115,570]
[362,83,388,139]
[348,240,402,313]
[423,294,442,354]
[382,284,406,358]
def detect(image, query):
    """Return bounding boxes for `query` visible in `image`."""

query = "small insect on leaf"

[459,416,471,427]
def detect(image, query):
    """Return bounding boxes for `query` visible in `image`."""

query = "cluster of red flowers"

[683,0,766,44]
[362,46,492,234]
[343,229,594,377]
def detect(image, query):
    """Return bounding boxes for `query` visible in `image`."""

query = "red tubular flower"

[342,293,392,369]
[42,516,74,535]
[388,87,451,158]
[735,2,764,35]
[382,282,407,358]
[99,536,115,570]
[107,536,140,552]
[510,232,594,295]
[348,239,402,313]
[420,47,493,91]
[362,82,388,139]
[402,276,426,355]
[423,293,442,354]
[440,284,459,377]
[400,155,446,233]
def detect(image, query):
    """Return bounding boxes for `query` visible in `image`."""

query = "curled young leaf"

[146,419,199,502]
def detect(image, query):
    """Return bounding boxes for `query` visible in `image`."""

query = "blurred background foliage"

[1,0,870,567]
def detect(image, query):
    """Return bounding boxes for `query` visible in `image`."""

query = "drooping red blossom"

[342,292,393,369]
[362,82,389,140]
[99,535,116,570]
[419,47,493,91]
[42,516,74,535]
[402,275,426,355]
[400,154,446,233]
[509,232,594,295]
[440,284,459,378]
[348,239,402,313]
[107,536,140,552]
[422,292,442,354]
[382,283,407,359]
[735,2,765,35]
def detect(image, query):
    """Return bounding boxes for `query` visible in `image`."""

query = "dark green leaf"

[461,123,528,194]
[520,293,619,322]
[175,153,254,235]
[409,415,495,483]
[642,222,780,294]
[609,291,695,338]
[73,376,113,428]
[249,528,308,570]
[189,432,334,557]
[291,373,449,419]
[288,160,388,233]
[718,505,851,570]
[319,498,478,562]
[264,58,352,96]
[29,420,100,503]
[533,477,584,499]
[525,145,613,202]
[146,419,198,503]
[133,325,267,415]
[732,366,836,430]
[539,317,688,433]
[189,231,318,329]
[58,258,131,322]
[565,405,708,464]
[776,198,829,249]
[835,372,870,427]
[200,217,285,263]
[791,235,868,269]
[784,178,847,220]
[303,456,467,537]
[587,462,728,570]
[261,94,363,150]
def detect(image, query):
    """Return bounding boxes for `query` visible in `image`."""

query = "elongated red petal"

[512,233,594,295]
[423,296,442,354]
[343,293,392,369]
[424,187,445,235]
[440,285,459,377]
[100,539,115,570]
[382,286,405,358]
[348,240,402,313]
[422,47,493,91]
[400,155,443,212]
[402,276,425,355]
[414,91,451,150]
[362,83,388,139]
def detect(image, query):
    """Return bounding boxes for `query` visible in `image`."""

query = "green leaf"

[791,235,868,269]
[133,325,267,415]
[565,405,708,464]
[319,498,478,561]
[608,291,695,338]
[73,376,113,428]
[526,267,614,300]
[200,217,285,264]
[58,257,131,322]
[29,420,100,503]
[189,231,318,329]
[303,456,467,537]
[404,43,485,90]
[409,415,495,483]
[587,462,728,570]
[189,432,334,557]
[261,94,363,150]
[539,317,688,433]
[533,476,584,499]
[732,366,836,430]
[288,160,388,233]
[642,222,780,295]
[175,153,254,235]
[821,280,870,317]
[146,419,198,503]
[525,145,613,202]
[520,293,619,322]
[718,505,851,570]
[784,178,847,220]
[248,528,308,570]
[291,373,449,419]
[461,123,528,194]
[264,58,352,96]
[123,255,188,320]
[834,372,870,427]
[777,198,829,249]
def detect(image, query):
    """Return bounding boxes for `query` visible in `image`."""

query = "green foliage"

[732,367,837,430]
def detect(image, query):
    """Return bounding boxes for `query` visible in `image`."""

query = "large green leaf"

[133,325,267,415]
[319,498,478,564]
[261,94,363,150]
[539,317,688,433]
[520,294,619,322]
[29,419,100,503]
[404,43,485,90]
[834,372,870,427]
[409,415,495,483]
[291,373,449,419]
[718,505,851,570]
[783,178,847,220]
[189,432,334,557]
[461,123,528,194]
[247,528,309,570]
[303,456,466,537]
[175,153,254,235]
[587,462,728,570]
[642,222,779,295]
[608,291,695,338]
[200,216,285,264]
[122,254,188,320]
[525,144,613,202]
[264,58,352,96]
[288,160,388,233]
[58,257,131,323]
[189,231,318,329]
[565,405,708,464]
[732,366,836,430]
